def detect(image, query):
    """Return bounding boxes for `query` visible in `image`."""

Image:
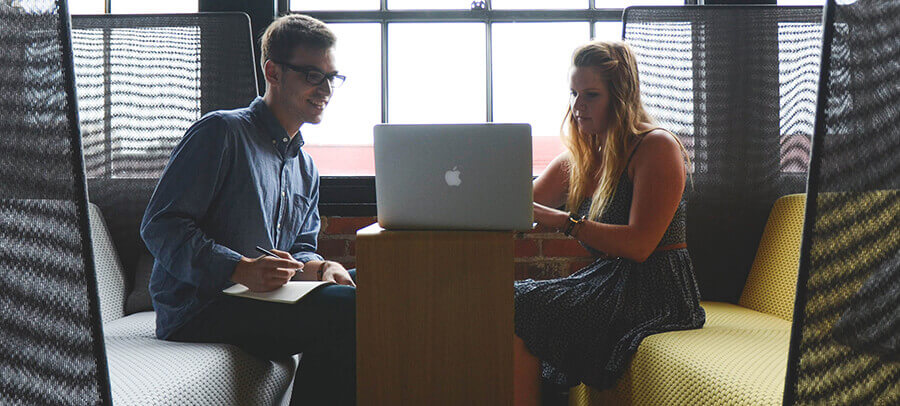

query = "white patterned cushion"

[90,205,299,405]
[102,311,156,338]
[89,203,128,323]
[105,335,298,406]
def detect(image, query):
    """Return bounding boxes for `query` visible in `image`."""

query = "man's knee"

[312,285,356,337]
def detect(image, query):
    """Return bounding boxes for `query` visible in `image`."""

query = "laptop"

[374,123,533,231]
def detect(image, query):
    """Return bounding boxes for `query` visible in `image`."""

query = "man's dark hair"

[260,14,336,71]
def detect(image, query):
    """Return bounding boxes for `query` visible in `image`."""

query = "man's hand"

[231,253,304,292]
[321,261,356,287]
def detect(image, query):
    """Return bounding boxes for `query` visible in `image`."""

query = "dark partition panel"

[70,13,259,294]
[785,0,900,404]
[0,1,112,404]
[623,6,822,302]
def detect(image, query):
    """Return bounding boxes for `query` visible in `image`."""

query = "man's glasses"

[273,61,346,88]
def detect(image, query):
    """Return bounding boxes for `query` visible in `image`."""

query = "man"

[140,14,356,405]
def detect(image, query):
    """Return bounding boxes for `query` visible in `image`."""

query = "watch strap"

[563,213,586,237]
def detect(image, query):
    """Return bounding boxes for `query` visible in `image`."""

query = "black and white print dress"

[514,140,706,389]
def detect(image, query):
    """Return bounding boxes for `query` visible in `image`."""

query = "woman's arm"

[533,151,571,209]
[534,131,686,262]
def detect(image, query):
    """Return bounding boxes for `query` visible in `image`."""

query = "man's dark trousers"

[169,270,358,406]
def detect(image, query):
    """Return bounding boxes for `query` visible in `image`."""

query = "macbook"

[374,123,533,231]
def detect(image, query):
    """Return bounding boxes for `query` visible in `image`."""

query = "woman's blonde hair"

[563,41,686,220]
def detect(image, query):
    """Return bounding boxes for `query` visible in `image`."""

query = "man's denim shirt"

[141,97,324,339]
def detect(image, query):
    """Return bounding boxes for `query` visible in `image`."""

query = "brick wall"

[318,217,595,280]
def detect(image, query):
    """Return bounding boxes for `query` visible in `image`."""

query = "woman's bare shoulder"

[534,150,573,207]
[628,128,684,176]
[639,128,680,149]
[546,150,573,173]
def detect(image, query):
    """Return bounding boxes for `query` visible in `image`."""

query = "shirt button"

[271,140,276,145]
[283,137,288,142]
[277,223,281,229]
[282,191,286,197]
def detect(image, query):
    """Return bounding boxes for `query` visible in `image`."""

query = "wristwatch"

[317,262,328,281]
[563,212,587,237]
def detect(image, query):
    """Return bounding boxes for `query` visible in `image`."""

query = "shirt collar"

[249,97,305,158]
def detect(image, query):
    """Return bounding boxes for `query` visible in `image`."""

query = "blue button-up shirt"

[141,97,323,339]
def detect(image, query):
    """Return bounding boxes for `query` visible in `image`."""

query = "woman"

[513,41,706,405]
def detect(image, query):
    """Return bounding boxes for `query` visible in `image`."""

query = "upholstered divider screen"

[70,13,259,291]
[623,6,822,302]
[784,0,899,404]
[0,0,112,404]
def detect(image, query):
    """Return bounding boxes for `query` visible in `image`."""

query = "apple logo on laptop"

[445,166,462,186]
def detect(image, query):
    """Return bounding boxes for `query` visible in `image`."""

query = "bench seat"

[90,204,298,405]
[572,302,791,405]
[570,194,805,406]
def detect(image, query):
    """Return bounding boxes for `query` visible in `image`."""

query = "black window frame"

[285,1,700,216]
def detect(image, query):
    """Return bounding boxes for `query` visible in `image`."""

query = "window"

[388,23,486,124]
[777,0,824,5]
[111,1,198,14]
[300,23,382,176]
[492,22,587,171]
[290,1,684,177]
[68,0,198,14]
[68,0,104,14]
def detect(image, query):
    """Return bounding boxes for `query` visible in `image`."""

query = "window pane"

[112,0,197,13]
[68,0,104,14]
[389,0,472,10]
[389,23,486,124]
[492,22,588,175]
[302,23,382,176]
[594,21,623,41]
[777,0,824,5]
[291,0,379,11]
[603,0,684,6]
[492,0,586,9]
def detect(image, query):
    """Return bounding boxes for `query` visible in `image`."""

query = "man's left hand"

[322,262,356,287]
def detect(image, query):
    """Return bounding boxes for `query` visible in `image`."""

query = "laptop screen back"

[374,123,533,231]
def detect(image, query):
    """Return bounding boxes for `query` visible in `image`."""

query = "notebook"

[223,281,334,304]
[374,123,533,231]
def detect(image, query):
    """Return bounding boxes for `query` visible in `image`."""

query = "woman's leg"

[514,334,541,406]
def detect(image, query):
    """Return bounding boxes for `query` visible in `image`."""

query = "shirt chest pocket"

[292,193,311,225]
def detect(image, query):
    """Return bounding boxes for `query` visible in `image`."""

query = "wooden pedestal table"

[356,223,513,405]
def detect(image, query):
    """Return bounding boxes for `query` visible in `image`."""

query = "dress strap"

[624,127,670,174]
[625,128,658,168]
[624,138,644,168]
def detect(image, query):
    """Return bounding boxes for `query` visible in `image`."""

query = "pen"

[255,246,303,273]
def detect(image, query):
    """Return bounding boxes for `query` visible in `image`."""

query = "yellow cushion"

[700,301,791,330]
[738,194,806,321]
[569,194,805,405]
[570,302,791,406]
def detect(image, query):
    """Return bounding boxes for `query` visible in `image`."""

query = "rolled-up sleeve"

[140,114,241,294]
[291,163,324,264]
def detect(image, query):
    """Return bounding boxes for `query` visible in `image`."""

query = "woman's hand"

[533,202,570,231]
